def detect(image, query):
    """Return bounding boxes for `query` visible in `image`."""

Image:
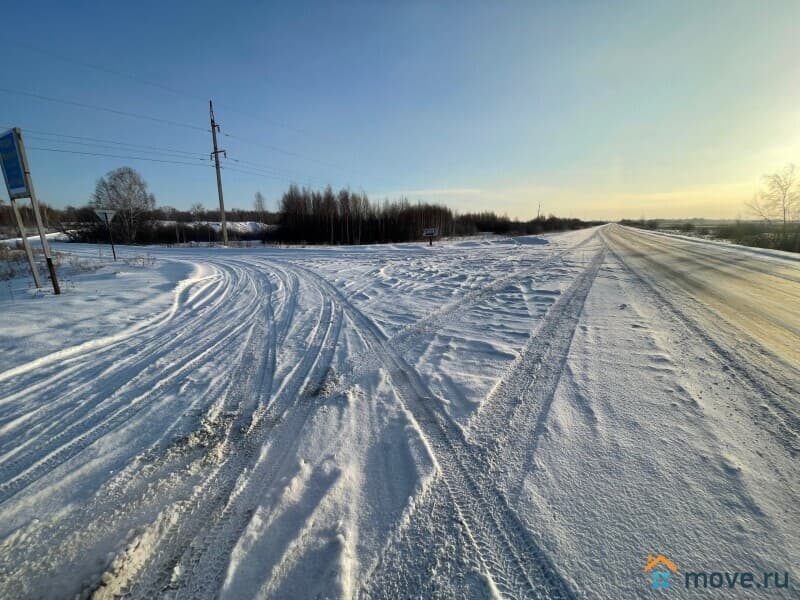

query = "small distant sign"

[0,129,30,199]
[94,209,117,223]
[423,227,438,237]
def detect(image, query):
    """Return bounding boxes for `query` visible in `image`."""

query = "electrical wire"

[3,123,334,186]
[222,132,343,170]
[0,87,209,132]
[15,40,313,137]
[20,128,208,158]
[221,165,328,187]
[0,85,342,170]
[26,145,332,187]
[25,146,215,167]
[226,156,333,187]
[24,134,209,162]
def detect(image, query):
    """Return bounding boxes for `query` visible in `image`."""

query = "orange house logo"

[646,555,678,590]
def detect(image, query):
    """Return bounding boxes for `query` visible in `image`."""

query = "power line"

[27,145,328,187]
[24,134,209,162]
[0,87,209,132]
[226,156,333,186]
[222,131,344,171]
[4,122,333,186]
[25,146,216,168]
[18,41,206,102]
[15,39,313,137]
[220,164,322,186]
[2,41,382,191]
[1,84,342,171]
[19,128,207,158]
[222,164,328,187]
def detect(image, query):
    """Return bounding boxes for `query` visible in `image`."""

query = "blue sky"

[1,1,798,219]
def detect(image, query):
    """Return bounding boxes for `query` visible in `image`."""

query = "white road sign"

[94,209,117,223]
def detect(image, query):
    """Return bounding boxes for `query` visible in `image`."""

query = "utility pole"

[209,99,228,247]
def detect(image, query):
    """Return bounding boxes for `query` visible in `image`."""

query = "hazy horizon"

[2,1,798,220]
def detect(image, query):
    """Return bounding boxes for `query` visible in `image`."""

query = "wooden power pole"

[209,100,228,246]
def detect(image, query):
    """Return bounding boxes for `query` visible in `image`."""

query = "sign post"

[94,209,117,261]
[9,198,42,288]
[1,128,60,294]
[422,227,439,247]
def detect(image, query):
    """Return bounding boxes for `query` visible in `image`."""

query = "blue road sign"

[0,129,30,199]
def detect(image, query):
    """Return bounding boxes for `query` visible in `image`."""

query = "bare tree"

[254,191,266,223]
[747,164,799,226]
[190,202,205,222]
[91,167,155,242]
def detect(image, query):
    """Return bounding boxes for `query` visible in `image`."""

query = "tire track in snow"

[0,259,230,397]
[366,233,598,358]
[0,263,292,599]
[169,302,343,598]
[467,249,606,463]
[107,311,276,597]
[117,266,342,599]
[363,249,605,600]
[166,264,343,597]
[0,262,268,503]
[89,292,276,599]
[0,261,235,451]
[1,235,596,597]
[291,263,586,599]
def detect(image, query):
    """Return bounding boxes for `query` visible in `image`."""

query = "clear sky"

[1,1,798,219]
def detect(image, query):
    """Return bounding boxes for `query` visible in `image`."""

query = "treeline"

[57,205,279,244]
[0,201,61,232]
[59,205,279,226]
[456,211,592,237]
[618,219,662,230]
[278,185,599,244]
[278,185,453,244]
[2,182,599,246]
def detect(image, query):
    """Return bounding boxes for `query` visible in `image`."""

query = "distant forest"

[277,185,598,245]
[1,182,600,246]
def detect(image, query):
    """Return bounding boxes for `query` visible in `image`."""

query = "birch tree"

[91,167,155,242]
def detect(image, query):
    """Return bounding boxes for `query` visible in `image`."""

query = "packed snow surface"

[0,225,797,598]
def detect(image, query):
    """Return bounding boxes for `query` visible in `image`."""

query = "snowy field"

[0,224,797,599]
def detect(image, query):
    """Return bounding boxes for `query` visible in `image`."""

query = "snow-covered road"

[0,225,797,598]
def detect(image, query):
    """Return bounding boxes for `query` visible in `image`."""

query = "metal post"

[9,198,42,288]
[16,128,60,294]
[30,206,58,291]
[209,100,228,247]
[28,192,60,294]
[104,213,117,261]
